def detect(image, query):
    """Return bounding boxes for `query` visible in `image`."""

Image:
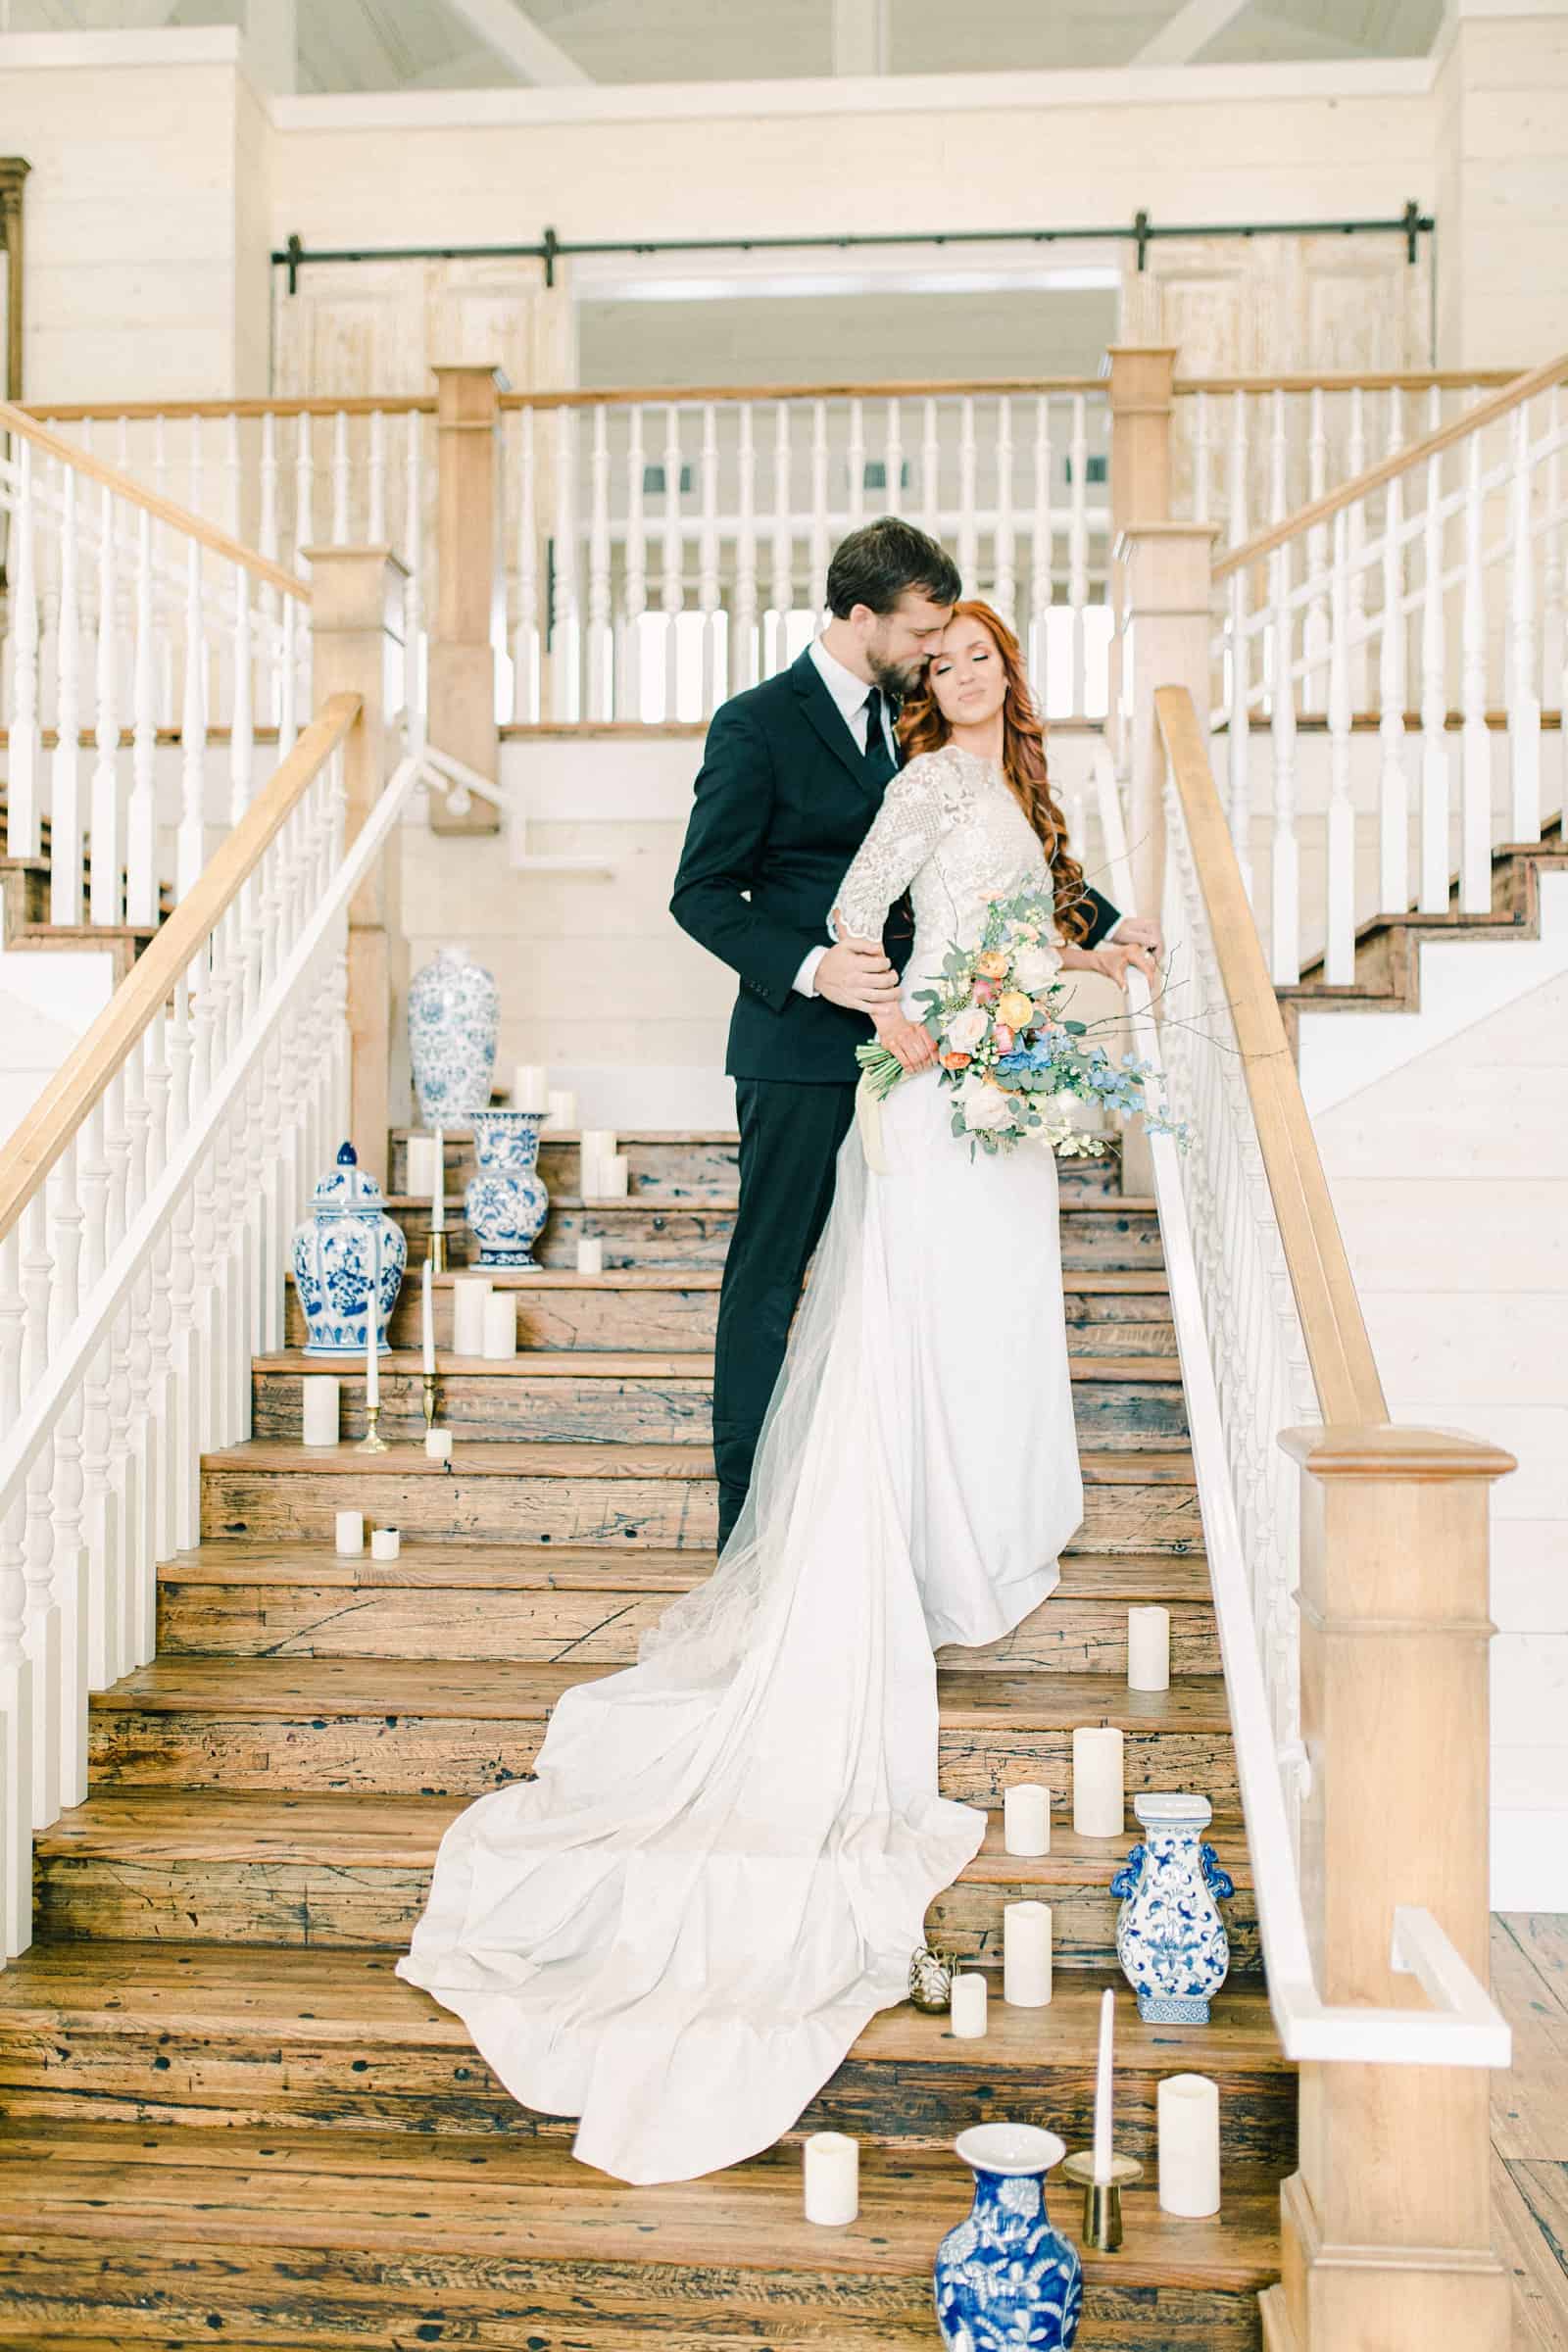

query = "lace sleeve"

[830,753,960,941]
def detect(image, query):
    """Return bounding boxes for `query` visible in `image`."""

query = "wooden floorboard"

[1491,1913,1568,2346]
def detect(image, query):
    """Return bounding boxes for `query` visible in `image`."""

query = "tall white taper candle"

[1004,1783,1051,1856]
[1092,1985,1115,2184]
[301,1376,339,1447]
[1157,2074,1221,2216]
[365,1299,378,1410]
[1127,1605,1171,1692]
[1072,1727,1125,1838]
[803,2132,858,2226]
[421,1259,436,1377]
[430,1126,444,1233]
[1003,1900,1053,2006]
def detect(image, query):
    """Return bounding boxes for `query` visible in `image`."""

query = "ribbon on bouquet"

[855,1070,889,1177]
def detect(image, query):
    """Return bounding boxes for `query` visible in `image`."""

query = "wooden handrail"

[1212,349,1568,583]
[0,694,361,1247]
[1175,367,1521,397]
[0,399,312,603]
[498,374,1108,409]
[24,396,438,422]
[1153,683,1388,1426]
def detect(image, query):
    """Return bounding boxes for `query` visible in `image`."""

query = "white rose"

[1011,943,1061,993]
[956,1076,1018,1133]
[945,1006,989,1054]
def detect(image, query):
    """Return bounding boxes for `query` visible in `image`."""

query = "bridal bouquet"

[856,884,1184,1159]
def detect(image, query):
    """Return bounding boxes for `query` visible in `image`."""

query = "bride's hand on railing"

[1058,940,1157,989]
[872,1008,939,1073]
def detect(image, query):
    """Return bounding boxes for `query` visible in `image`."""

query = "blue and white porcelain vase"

[408,945,499,1125]
[934,2124,1082,2352]
[290,1143,407,1358]
[1111,1792,1235,2024]
[465,1110,550,1268]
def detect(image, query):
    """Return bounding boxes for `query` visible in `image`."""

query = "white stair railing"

[0,695,422,1959]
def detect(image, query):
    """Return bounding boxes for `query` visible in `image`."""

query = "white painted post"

[587,404,612,721]
[1379,390,1410,918]
[1508,401,1543,846]
[1325,506,1355,985]
[698,401,720,715]
[6,441,41,860]
[1460,430,1493,911]
[1420,388,1450,913]
[734,403,759,694]
[51,467,83,926]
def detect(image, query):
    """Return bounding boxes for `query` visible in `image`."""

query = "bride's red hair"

[897,600,1092,945]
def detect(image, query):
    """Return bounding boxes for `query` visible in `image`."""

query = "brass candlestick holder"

[421,1372,438,1431]
[357,1399,390,1455]
[426,1230,449,1273]
[1062,2151,1142,2253]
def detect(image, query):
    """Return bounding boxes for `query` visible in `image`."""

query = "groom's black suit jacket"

[670,648,1120,1086]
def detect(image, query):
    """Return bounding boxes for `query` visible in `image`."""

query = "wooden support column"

[428,363,505,835]
[304,547,409,1188]
[1264,1423,1515,2352]
[1105,346,1176,772]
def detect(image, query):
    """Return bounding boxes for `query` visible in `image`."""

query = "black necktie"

[862,688,897,793]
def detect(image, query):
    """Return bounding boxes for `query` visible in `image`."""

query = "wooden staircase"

[0,1130,1293,2348]
[1,784,173,983]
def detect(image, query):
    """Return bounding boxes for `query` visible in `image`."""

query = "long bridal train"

[398,1061,1084,2184]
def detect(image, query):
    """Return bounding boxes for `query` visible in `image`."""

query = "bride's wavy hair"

[897,600,1093,945]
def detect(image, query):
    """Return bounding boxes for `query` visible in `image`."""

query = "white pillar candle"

[545,1088,577,1132]
[1092,1985,1115,2185]
[424,1427,453,1461]
[576,1237,605,1276]
[365,1304,379,1410]
[451,1276,492,1357]
[513,1063,550,1113]
[421,1259,436,1376]
[803,2132,858,2226]
[598,1153,630,1199]
[950,1972,988,2039]
[334,1509,364,1554]
[579,1129,617,1199]
[1127,1605,1171,1692]
[482,1291,516,1359]
[1003,1899,1053,2007]
[429,1125,444,1234]
[1157,2074,1221,2217]
[1072,1726,1125,1838]
[370,1525,401,1561]
[1004,1783,1052,1856]
[405,1134,438,1199]
[301,1376,339,1447]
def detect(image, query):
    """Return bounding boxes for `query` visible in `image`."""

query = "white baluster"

[259,411,280,569]
[89,479,123,925]
[278,595,299,760]
[0,1226,33,1956]
[734,403,759,693]
[920,398,940,538]
[698,402,720,715]
[848,398,866,527]
[18,1193,60,1825]
[45,1140,89,1805]
[768,401,793,674]
[1326,506,1355,984]
[368,408,387,543]
[229,567,254,824]
[1029,395,1053,691]
[51,467,83,925]
[176,541,207,899]
[330,409,351,543]
[883,398,903,519]
[808,400,830,620]
[1379,389,1410,917]
[73,1102,119,1686]
[6,441,41,858]
[1544,387,1566,810]
[624,406,647,718]
[165,979,202,1551]
[187,415,204,527]
[1346,388,1369,710]
[1460,429,1493,911]
[513,406,538,725]
[656,404,683,720]
[223,412,241,540]
[1420,388,1450,910]
[1269,533,1299,986]
[1193,391,1211,526]
[586,404,612,720]
[1509,400,1543,847]
[993,397,1016,626]
[403,409,425,741]
[1068,392,1089,716]
[113,1050,151,1666]
[293,412,314,580]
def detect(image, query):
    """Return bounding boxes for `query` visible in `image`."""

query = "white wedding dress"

[397,743,1085,2183]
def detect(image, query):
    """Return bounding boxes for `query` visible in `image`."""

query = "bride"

[398,601,1141,2185]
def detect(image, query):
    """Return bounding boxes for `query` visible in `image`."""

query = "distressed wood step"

[85,1656,1237,1804]
[156,1542,1221,1674]
[249,1348,1191,1448]
[386,1195,1166,1272]
[284,1264,1175,1354]
[0,1944,1289,2168]
[200,1441,1203,1555]
[34,1790,1259,1973]
[0,2121,1278,2349]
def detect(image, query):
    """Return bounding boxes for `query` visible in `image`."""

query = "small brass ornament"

[907,1943,959,2012]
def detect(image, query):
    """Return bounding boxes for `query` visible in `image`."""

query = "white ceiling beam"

[832,0,889,74]
[1131,0,1257,66]
[442,0,592,85]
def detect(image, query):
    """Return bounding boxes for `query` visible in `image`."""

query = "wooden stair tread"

[90,1653,1233,1731]
[33,1788,1254,1886]
[390,1192,1160,1213]
[256,1346,1185,1385]
[158,1539,1213,1597]
[0,2118,1280,2290]
[394,1126,745,1144]
[284,1265,1169,1295]
[201,1438,1197,1484]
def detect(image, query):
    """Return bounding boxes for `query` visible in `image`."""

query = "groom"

[672,517,1151,1551]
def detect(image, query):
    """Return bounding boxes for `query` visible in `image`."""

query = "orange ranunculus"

[976,951,1010,979]
[941,1051,972,1071]
[997,990,1033,1030]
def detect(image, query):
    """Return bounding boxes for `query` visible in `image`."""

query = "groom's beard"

[866,651,922,703]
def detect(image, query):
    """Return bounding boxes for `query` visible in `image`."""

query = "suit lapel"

[791,649,882,803]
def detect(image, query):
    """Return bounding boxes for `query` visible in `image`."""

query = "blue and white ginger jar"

[290,1143,407,1357]
[934,2123,1082,2352]
[1112,1791,1234,2024]
[465,1109,550,1269]
[408,945,499,1125]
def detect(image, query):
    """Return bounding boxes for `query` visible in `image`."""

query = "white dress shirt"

[794,637,882,998]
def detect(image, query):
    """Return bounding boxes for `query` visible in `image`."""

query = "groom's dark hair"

[825,517,961,619]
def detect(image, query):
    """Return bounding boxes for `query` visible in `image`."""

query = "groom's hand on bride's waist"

[814,939,903,1016]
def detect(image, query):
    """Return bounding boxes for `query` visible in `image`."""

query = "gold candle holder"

[1062,2151,1142,2253]
[421,1372,438,1431]
[426,1230,449,1273]
[356,1400,390,1455]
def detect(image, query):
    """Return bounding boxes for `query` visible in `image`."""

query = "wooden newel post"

[1267,1424,1515,2352]
[428,363,506,836]
[1105,346,1177,772]
[304,547,410,1190]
